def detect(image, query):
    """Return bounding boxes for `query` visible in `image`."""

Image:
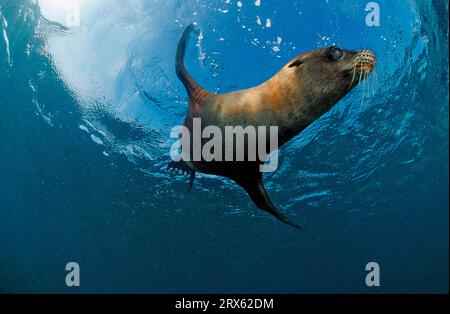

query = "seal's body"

[169,25,376,228]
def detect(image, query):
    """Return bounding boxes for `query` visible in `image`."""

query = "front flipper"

[167,160,196,192]
[242,181,300,229]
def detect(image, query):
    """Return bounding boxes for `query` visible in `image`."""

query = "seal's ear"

[288,58,306,68]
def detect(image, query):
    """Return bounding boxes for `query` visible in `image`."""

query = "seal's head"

[288,46,376,104]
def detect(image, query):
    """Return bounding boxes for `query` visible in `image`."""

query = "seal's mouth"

[348,50,376,87]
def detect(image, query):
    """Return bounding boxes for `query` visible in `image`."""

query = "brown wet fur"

[172,25,376,229]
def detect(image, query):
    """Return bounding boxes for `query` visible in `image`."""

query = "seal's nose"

[356,50,376,73]
[359,50,376,65]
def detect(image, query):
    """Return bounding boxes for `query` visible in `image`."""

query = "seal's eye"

[329,47,344,60]
[288,59,305,68]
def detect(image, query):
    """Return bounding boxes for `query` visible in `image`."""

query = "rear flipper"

[167,160,196,192]
[242,181,300,229]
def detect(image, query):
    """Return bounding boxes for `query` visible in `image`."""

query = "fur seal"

[169,24,376,229]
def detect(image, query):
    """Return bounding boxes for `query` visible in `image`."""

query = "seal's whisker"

[373,69,378,96]
[358,68,365,108]
[371,72,376,97]
[366,74,371,102]
[349,63,358,88]
[358,66,363,85]
[366,70,374,97]
[363,73,368,99]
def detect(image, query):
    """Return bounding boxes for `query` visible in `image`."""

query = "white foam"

[90,134,104,145]
[78,124,89,133]
[1,13,11,65]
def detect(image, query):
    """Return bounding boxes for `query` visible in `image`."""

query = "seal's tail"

[175,24,209,101]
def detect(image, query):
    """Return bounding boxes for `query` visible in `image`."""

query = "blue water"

[0,0,448,293]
